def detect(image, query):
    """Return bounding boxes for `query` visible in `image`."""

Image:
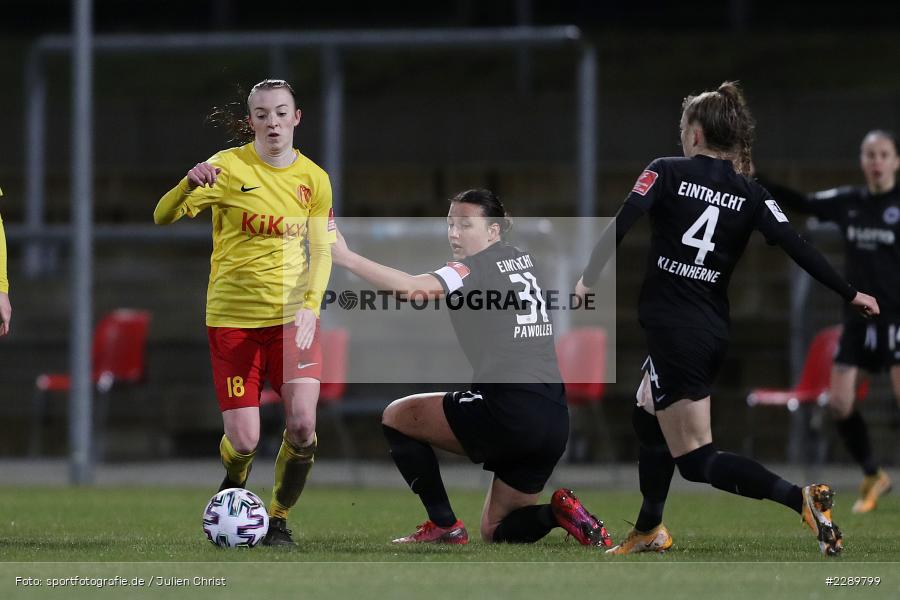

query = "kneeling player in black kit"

[332,189,612,547]
[758,130,900,514]
[577,82,879,556]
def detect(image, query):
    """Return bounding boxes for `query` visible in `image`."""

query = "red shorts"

[207,322,322,411]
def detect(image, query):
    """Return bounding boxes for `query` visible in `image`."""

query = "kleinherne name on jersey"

[657,255,721,283]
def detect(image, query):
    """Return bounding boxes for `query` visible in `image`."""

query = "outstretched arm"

[331,229,445,298]
[579,160,666,293]
[774,228,879,317]
[0,211,9,336]
[755,175,815,213]
[577,202,645,295]
[755,174,846,223]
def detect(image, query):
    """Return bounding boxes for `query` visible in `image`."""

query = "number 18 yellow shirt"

[154,143,335,327]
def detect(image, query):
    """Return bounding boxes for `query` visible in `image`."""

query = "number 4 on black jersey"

[582,155,856,339]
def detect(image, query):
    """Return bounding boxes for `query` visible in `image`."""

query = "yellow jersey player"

[0,186,10,337]
[154,80,335,546]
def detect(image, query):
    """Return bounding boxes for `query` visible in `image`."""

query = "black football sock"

[635,445,675,532]
[835,410,879,476]
[708,451,803,514]
[632,407,675,532]
[382,425,457,527]
[676,444,803,514]
[492,505,557,543]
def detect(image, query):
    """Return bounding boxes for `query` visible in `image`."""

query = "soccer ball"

[202,488,269,548]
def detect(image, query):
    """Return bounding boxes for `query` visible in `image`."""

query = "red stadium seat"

[31,309,152,457]
[745,325,869,463]
[556,327,609,462]
[557,327,606,405]
[748,326,842,411]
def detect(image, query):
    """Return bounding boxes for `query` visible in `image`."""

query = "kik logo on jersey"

[241,212,304,239]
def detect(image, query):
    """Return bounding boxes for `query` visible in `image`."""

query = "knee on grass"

[480,520,499,543]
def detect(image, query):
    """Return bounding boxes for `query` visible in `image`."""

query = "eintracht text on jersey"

[678,180,747,211]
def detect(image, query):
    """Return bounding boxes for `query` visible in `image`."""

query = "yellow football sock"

[269,431,316,520]
[219,434,255,485]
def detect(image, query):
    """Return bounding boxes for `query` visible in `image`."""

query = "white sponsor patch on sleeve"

[765,199,789,223]
[433,262,469,292]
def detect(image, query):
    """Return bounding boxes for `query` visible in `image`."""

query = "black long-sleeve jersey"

[760,179,900,316]
[583,155,856,340]
[431,242,563,392]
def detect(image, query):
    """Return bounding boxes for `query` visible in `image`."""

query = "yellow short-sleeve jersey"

[155,144,336,327]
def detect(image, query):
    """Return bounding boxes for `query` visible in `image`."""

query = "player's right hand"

[851,291,879,318]
[0,292,11,337]
[186,162,221,189]
[574,276,591,302]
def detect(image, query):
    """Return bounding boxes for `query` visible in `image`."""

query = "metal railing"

[24,26,596,273]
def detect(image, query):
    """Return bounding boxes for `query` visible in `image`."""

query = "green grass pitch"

[1,486,898,599]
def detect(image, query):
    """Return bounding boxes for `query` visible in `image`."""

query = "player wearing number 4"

[332,190,612,547]
[577,82,880,557]
[154,80,336,546]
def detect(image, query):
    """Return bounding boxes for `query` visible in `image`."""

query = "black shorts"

[834,316,900,373]
[442,383,569,494]
[642,327,729,411]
